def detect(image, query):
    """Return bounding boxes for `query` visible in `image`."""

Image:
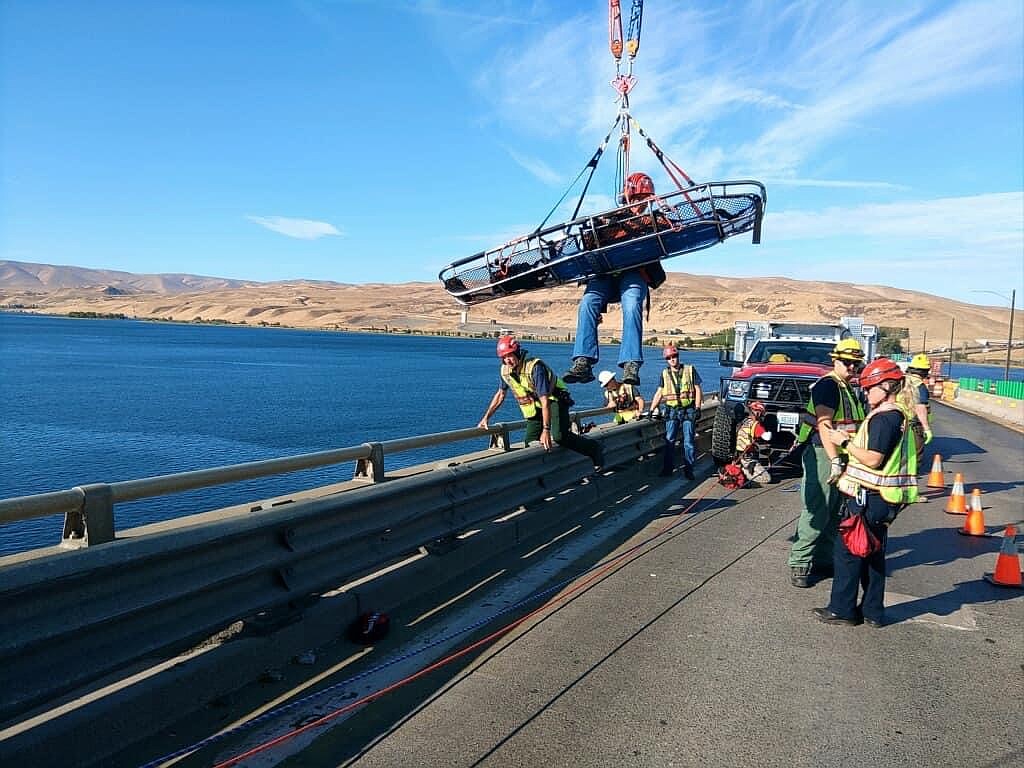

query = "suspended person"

[648,343,702,480]
[813,358,918,627]
[900,353,934,460]
[598,369,645,424]
[562,172,669,387]
[478,335,604,470]
[787,338,866,588]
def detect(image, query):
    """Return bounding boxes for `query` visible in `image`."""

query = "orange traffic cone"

[926,454,945,489]
[944,473,967,515]
[983,525,1023,589]
[957,490,987,537]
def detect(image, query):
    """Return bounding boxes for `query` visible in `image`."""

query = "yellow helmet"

[830,338,865,361]
[909,353,930,371]
[768,353,791,363]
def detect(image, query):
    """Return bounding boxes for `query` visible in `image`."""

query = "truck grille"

[750,377,812,405]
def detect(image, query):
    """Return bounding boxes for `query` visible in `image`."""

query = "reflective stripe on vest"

[661,365,695,407]
[611,383,639,418]
[797,371,865,447]
[500,358,567,419]
[837,402,919,505]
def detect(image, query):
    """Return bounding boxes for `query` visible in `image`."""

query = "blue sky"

[2,0,1022,306]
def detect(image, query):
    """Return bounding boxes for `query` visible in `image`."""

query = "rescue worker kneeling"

[733,401,773,485]
[598,370,645,424]
[812,358,918,628]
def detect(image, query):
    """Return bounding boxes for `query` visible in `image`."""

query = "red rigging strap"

[609,0,624,60]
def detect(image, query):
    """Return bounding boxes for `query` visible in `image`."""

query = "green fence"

[957,377,1024,400]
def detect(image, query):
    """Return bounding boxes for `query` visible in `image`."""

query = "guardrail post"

[354,443,385,483]
[62,484,114,548]
[488,424,511,451]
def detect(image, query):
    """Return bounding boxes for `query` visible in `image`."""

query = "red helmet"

[859,358,904,389]
[625,172,655,201]
[748,401,766,416]
[496,335,520,358]
[662,344,679,359]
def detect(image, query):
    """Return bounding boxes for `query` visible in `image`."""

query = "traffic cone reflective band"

[957,490,986,537]
[926,454,945,489]
[983,525,1023,589]
[944,473,967,515]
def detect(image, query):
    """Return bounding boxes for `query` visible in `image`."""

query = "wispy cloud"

[764,178,910,191]
[504,147,563,186]
[246,215,343,240]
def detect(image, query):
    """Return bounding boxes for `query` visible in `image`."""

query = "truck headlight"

[726,380,750,399]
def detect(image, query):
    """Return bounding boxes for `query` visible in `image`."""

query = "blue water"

[0,314,729,555]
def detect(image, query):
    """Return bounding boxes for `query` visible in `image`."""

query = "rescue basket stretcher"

[439,180,766,306]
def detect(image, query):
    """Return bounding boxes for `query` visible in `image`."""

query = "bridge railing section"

[0,402,719,730]
[957,377,1024,399]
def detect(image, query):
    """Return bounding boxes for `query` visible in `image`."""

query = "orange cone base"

[956,528,991,538]
[944,507,967,516]
[983,572,1024,589]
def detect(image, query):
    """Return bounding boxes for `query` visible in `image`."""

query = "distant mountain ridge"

[0,260,252,294]
[0,260,1016,358]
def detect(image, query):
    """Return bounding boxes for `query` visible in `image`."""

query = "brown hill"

[1,260,1017,362]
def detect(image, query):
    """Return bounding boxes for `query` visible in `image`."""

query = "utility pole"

[922,330,927,355]
[1004,289,1016,382]
[948,317,955,379]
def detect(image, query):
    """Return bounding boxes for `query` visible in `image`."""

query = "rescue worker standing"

[787,338,866,587]
[478,335,604,469]
[648,344,702,480]
[900,353,934,457]
[813,358,918,627]
[598,370,645,424]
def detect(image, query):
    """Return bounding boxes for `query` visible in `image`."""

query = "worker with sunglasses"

[787,338,867,588]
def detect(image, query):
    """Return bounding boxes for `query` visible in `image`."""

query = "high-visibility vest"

[735,416,767,454]
[610,383,640,422]
[837,402,919,505]
[797,372,865,448]
[660,365,695,407]
[500,357,568,419]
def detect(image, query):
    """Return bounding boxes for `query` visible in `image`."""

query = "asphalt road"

[284,402,1023,768]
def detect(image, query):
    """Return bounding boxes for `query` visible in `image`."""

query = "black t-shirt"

[917,382,930,406]
[866,409,904,462]
[810,376,840,412]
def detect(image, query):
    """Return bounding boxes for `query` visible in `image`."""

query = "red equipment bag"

[718,462,746,490]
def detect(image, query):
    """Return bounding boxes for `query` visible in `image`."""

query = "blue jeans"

[662,406,696,471]
[571,270,647,366]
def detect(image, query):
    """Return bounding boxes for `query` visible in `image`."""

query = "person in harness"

[719,400,773,488]
[598,369,645,424]
[813,357,919,627]
[648,343,702,480]
[563,172,668,388]
[478,335,605,470]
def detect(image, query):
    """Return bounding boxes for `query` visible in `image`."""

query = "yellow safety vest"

[837,402,919,505]
[610,383,640,423]
[501,358,568,419]
[660,365,695,407]
[899,373,931,416]
[797,371,865,448]
[735,416,761,454]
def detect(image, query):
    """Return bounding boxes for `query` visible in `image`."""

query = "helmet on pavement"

[748,400,766,417]
[597,370,617,387]
[909,353,930,372]
[496,335,521,359]
[859,358,905,390]
[662,344,679,359]
[830,338,865,362]
[624,172,655,201]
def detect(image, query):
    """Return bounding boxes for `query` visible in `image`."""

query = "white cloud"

[504,147,563,186]
[246,215,343,240]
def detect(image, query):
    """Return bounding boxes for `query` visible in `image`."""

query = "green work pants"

[787,443,843,569]
[524,398,602,466]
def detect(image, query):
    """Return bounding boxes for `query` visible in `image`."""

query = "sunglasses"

[843,360,864,371]
[666,354,679,360]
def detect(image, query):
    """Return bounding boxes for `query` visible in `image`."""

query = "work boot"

[563,357,594,384]
[811,607,862,626]
[621,361,641,385]
[790,565,811,588]
[593,444,606,473]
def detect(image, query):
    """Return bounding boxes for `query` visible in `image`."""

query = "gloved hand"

[828,457,844,485]
[759,430,773,442]
[924,429,933,445]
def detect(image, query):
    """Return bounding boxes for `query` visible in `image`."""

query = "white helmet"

[597,370,617,387]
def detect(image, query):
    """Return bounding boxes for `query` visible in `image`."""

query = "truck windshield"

[747,341,835,365]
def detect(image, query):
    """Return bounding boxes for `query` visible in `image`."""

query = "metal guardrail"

[0,408,613,547]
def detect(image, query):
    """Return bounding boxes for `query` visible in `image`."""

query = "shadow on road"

[888,524,1002,570]
[886,578,1023,623]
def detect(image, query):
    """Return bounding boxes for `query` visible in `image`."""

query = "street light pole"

[972,289,1017,381]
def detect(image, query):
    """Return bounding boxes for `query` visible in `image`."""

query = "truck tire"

[711,402,741,465]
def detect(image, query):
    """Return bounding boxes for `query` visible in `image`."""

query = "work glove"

[759,430,773,442]
[828,457,844,485]
[924,429,933,445]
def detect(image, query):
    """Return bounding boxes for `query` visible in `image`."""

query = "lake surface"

[2,313,1019,555]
